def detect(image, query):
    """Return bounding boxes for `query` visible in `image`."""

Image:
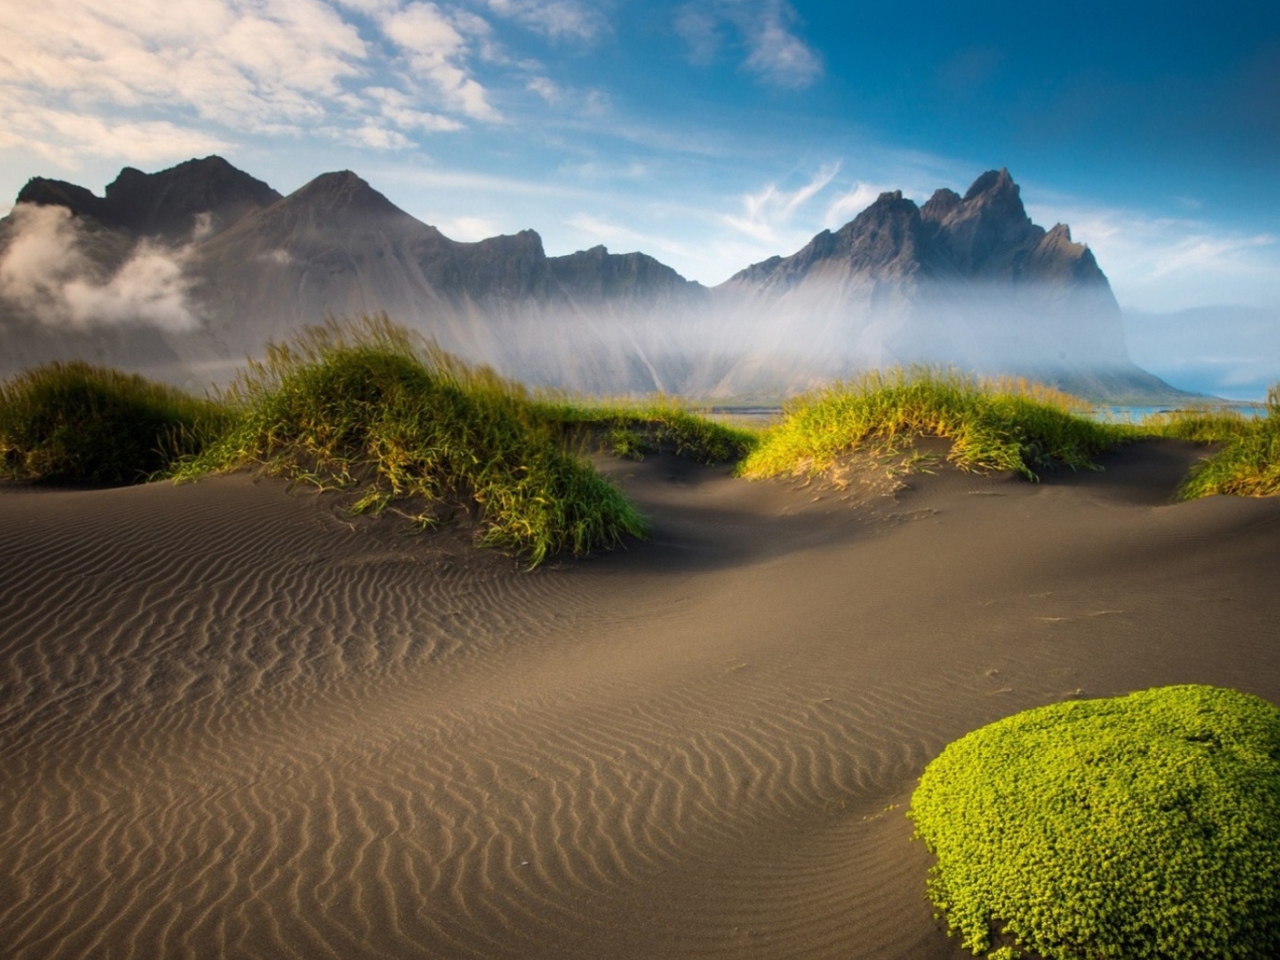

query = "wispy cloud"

[675,0,822,90]
[481,0,610,43]
[565,213,699,262]
[0,0,517,168]
[1029,200,1280,311]
[0,0,368,130]
[367,86,466,132]
[0,94,230,167]
[433,215,503,240]
[378,3,501,121]
[823,181,893,228]
[721,161,840,242]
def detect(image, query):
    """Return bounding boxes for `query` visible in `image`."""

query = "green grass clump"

[532,394,758,465]
[1141,408,1255,444]
[909,685,1280,960]
[0,361,231,484]
[172,320,648,566]
[740,368,1131,482]
[1167,385,1280,499]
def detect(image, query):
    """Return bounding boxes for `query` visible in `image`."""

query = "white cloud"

[481,0,609,43]
[367,86,466,131]
[0,0,499,168]
[674,6,721,64]
[433,215,502,240]
[348,123,414,149]
[823,181,892,228]
[721,161,840,242]
[0,203,201,331]
[743,4,823,89]
[1029,200,1280,312]
[379,2,501,121]
[0,94,230,167]
[558,159,648,180]
[0,0,368,131]
[675,0,822,90]
[565,213,697,261]
[526,76,563,102]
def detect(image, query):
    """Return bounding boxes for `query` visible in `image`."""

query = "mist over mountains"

[0,156,1191,401]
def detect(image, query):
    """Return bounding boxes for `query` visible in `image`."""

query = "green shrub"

[909,685,1280,960]
[172,319,649,566]
[0,361,230,484]
[740,368,1131,482]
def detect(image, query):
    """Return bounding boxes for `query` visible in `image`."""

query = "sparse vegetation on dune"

[0,361,231,485]
[4,327,1278,550]
[170,319,652,566]
[910,685,1280,960]
[1147,386,1280,499]
[740,368,1132,482]
[533,394,758,465]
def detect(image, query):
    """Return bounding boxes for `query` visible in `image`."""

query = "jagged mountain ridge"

[0,157,1189,400]
[732,170,1109,288]
[17,156,282,240]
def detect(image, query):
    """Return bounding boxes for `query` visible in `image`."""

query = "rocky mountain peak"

[923,169,1040,276]
[13,155,281,240]
[284,170,405,219]
[920,188,962,223]
[961,167,1017,202]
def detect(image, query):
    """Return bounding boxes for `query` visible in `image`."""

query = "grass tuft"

[171,318,650,566]
[0,361,231,485]
[1155,385,1280,499]
[909,685,1280,960]
[532,393,758,465]
[739,368,1131,482]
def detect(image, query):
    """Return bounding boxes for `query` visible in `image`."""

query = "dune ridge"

[2,441,1279,959]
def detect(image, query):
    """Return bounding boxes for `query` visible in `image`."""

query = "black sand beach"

[2,440,1279,959]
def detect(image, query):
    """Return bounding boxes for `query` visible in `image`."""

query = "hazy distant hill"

[0,157,1193,401]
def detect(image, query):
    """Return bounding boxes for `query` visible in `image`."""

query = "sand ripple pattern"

[3,459,1280,960]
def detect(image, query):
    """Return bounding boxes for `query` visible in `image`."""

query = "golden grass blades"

[739,367,1133,482]
[169,317,648,566]
[0,361,232,485]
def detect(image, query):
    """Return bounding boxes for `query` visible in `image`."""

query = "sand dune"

[3,441,1279,959]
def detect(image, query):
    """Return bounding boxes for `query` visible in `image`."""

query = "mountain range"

[0,156,1189,401]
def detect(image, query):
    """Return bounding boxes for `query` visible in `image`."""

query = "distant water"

[1091,402,1268,423]
[706,402,1270,429]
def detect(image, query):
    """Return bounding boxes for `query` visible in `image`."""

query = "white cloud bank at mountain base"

[0,205,201,331]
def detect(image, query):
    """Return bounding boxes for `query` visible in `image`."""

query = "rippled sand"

[3,440,1279,959]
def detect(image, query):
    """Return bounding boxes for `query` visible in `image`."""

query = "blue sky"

[1,1,1277,350]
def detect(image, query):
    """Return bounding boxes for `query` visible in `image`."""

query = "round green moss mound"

[909,685,1280,960]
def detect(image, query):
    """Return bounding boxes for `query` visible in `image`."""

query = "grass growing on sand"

[1145,386,1280,499]
[740,368,1132,482]
[909,685,1280,960]
[533,394,757,465]
[0,361,231,485]
[171,320,651,566]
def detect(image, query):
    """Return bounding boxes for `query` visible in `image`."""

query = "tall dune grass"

[171,319,650,566]
[740,368,1132,482]
[1165,385,1280,499]
[533,394,758,464]
[0,361,231,485]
